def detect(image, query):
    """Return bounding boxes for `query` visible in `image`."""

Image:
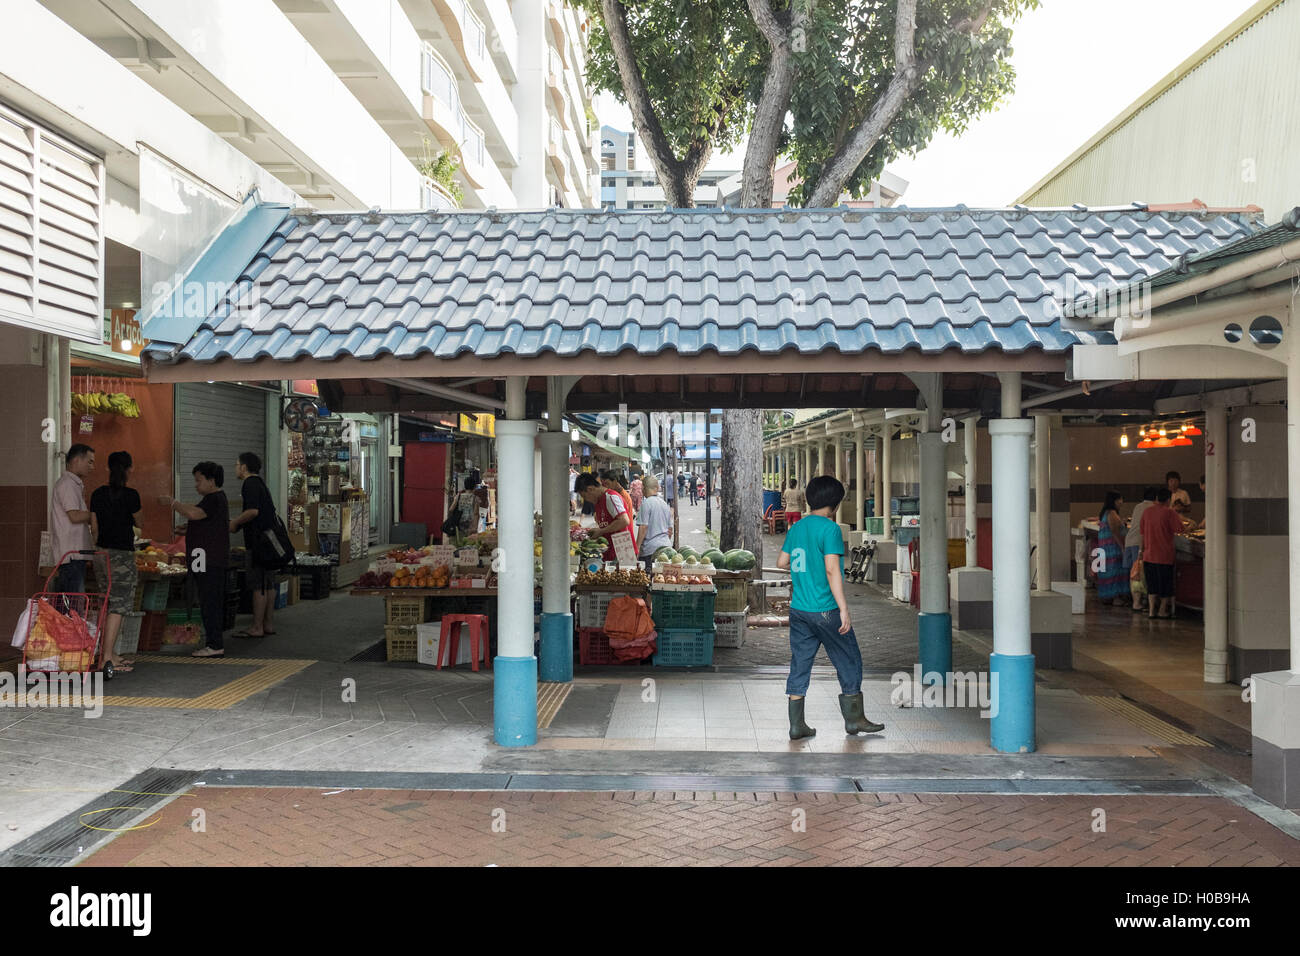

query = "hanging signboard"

[458,413,496,437]
[109,309,144,356]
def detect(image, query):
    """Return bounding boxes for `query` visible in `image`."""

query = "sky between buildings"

[594,0,1261,206]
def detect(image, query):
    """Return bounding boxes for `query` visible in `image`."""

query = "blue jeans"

[786,607,863,696]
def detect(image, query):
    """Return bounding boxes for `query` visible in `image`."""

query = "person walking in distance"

[49,444,96,595]
[165,462,230,657]
[89,451,141,672]
[782,477,805,528]
[688,470,698,506]
[777,475,884,740]
[230,452,280,638]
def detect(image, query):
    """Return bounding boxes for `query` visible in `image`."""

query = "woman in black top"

[89,451,141,672]
[167,461,230,657]
[230,451,280,638]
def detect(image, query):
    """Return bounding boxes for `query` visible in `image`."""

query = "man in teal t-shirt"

[777,475,884,740]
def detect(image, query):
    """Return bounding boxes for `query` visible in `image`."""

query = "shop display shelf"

[713,608,748,648]
[652,628,715,667]
[385,624,419,662]
[713,576,750,613]
[115,611,144,656]
[386,597,430,626]
[651,590,715,631]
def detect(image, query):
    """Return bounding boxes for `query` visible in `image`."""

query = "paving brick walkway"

[81,787,1300,867]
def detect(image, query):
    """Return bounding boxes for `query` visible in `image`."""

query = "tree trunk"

[720,408,763,567]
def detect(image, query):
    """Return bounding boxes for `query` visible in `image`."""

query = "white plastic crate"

[415,621,475,666]
[713,609,748,648]
[116,611,144,655]
[576,589,640,629]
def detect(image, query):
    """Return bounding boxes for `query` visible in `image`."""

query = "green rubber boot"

[839,693,885,735]
[788,697,816,740]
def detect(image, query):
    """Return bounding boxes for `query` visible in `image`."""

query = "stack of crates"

[713,574,749,614]
[115,611,144,656]
[713,608,748,648]
[651,589,715,667]
[298,565,331,600]
[138,611,167,651]
[385,596,429,661]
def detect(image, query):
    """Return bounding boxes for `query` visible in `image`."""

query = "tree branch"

[739,0,813,208]
[804,0,996,208]
[599,0,692,206]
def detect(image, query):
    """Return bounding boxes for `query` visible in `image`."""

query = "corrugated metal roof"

[142,206,1260,368]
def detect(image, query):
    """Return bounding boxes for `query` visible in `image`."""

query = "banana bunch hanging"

[71,391,141,418]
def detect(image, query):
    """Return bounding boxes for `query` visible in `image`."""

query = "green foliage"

[580,0,1038,205]
[574,0,768,163]
[416,137,464,203]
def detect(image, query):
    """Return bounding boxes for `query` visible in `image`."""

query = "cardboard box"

[307,502,351,557]
[416,621,474,666]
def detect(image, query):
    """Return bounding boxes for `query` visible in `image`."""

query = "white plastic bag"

[10,598,35,649]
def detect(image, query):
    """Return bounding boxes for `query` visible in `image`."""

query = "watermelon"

[702,548,726,565]
[724,549,756,571]
[677,546,698,558]
[653,547,676,561]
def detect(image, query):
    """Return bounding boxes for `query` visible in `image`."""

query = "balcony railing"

[421,44,459,115]
[462,114,485,168]
[458,0,486,61]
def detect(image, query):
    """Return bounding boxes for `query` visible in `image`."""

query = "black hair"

[1100,490,1123,521]
[193,461,224,488]
[463,476,477,491]
[1156,488,1172,504]
[107,451,132,490]
[806,475,845,511]
[66,444,94,466]
[788,478,798,489]
[1165,470,1181,482]
[574,473,600,494]
[238,451,263,474]
[1142,486,1157,501]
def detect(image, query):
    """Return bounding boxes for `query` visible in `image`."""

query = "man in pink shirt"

[1139,488,1185,619]
[49,444,96,593]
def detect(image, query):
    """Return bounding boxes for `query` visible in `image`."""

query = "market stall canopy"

[138,195,1261,414]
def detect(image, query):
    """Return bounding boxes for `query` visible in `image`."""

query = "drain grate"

[347,639,388,662]
[0,769,200,867]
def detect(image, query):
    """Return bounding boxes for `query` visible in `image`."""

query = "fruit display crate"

[385,624,418,662]
[575,588,648,630]
[576,627,647,666]
[713,608,749,648]
[713,574,751,613]
[650,589,715,630]
[298,565,332,600]
[385,597,430,626]
[653,627,715,667]
[138,577,177,611]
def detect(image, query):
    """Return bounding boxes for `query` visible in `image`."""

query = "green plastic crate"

[653,628,715,667]
[651,590,715,630]
[139,579,172,611]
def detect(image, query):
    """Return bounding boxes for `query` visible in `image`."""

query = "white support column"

[539,376,573,683]
[964,416,978,566]
[918,428,950,677]
[874,433,884,519]
[1034,413,1051,592]
[990,371,1035,753]
[494,376,538,747]
[882,426,893,541]
[854,428,866,532]
[1204,404,1228,683]
[802,442,810,486]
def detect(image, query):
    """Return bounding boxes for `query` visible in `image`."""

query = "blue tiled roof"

[142,206,1260,367]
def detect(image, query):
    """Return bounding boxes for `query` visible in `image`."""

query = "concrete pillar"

[854,428,866,532]
[1204,404,1228,683]
[801,442,810,487]
[494,377,538,747]
[1034,414,1051,593]
[919,430,951,680]
[990,372,1035,754]
[950,416,992,630]
[1250,328,1300,807]
[874,436,884,519]
[881,426,893,541]
[1030,413,1072,668]
[539,417,572,681]
[1048,416,1072,583]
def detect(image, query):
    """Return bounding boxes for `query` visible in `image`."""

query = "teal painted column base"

[989,652,1036,753]
[918,612,952,684]
[493,655,538,747]
[538,612,573,683]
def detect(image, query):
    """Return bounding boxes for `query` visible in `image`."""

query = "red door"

[402,442,447,541]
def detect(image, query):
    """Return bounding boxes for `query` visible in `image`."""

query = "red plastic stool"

[438,614,491,671]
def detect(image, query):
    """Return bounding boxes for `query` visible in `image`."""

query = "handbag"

[257,515,295,569]
[440,508,461,537]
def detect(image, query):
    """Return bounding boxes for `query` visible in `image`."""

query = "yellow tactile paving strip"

[101,656,314,710]
[537,681,573,729]
[1083,695,1211,746]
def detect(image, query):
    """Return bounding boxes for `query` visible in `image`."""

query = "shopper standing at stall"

[1140,488,1185,619]
[166,462,230,657]
[628,472,644,514]
[634,475,673,570]
[450,476,480,539]
[1096,491,1129,606]
[89,450,140,672]
[577,473,637,564]
[49,444,95,594]
[230,452,280,638]
[1125,487,1157,611]
[777,476,884,740]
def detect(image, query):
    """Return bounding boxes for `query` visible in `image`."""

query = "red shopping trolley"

[22,549,116,680]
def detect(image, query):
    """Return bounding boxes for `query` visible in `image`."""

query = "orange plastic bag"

[603,596,653,641]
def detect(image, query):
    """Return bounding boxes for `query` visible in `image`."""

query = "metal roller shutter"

[174,383,268,499]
